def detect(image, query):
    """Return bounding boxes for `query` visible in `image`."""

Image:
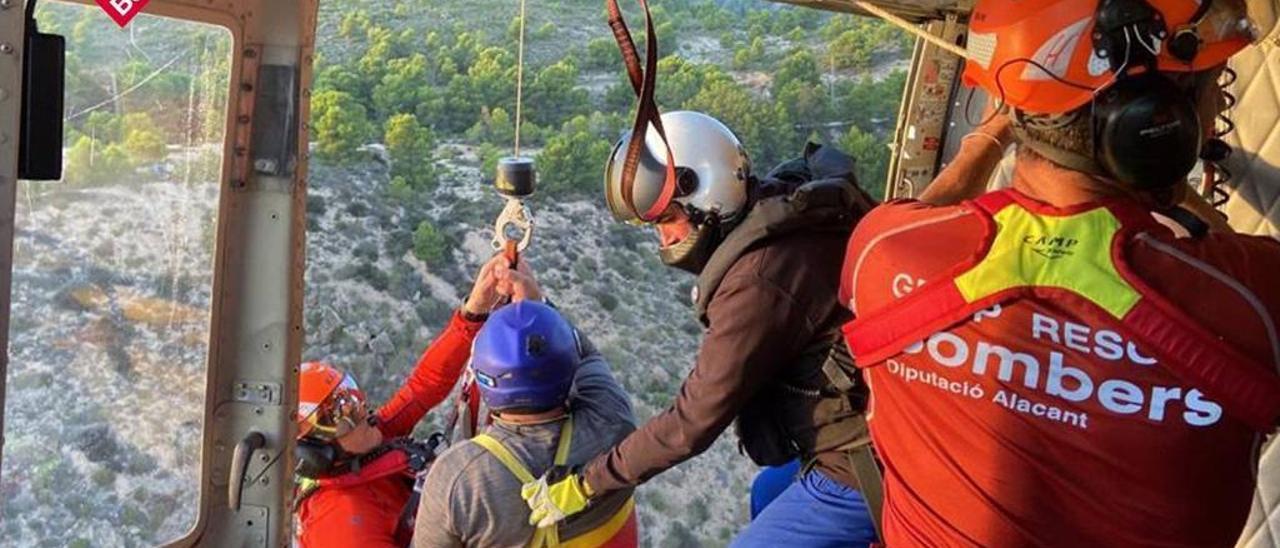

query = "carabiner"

[492,198,534,253]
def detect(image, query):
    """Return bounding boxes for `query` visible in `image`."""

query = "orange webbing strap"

[605,0,677,222]
[444,374,482,443]
[504,239,519,269]
[845,190,1280,430]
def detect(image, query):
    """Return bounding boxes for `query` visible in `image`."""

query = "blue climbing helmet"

[471,301,579,412]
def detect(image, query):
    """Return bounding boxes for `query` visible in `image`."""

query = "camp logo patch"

[1022,234,1078,260]
[95,0,149,27]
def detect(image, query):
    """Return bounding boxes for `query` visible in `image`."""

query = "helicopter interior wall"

[1220,44,1280,240]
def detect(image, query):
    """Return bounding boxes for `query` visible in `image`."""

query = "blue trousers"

[750,459,802,519]
[733,469,877,548]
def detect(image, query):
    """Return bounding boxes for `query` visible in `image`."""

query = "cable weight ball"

[495,156,536,198]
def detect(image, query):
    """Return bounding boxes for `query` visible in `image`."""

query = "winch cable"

[514,0,528,159]
[606,0,679,222]
[454,0,536,447]
[490,0,536,270]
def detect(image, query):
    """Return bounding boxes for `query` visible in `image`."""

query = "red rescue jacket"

[297,311,483,548]
[841,190,1280,546]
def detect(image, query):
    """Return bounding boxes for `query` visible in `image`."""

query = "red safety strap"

[606,0,678,222]
[845,191,1280,431]
[444,375,482,442]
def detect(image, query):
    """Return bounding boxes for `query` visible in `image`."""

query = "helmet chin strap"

[658,215,723,275]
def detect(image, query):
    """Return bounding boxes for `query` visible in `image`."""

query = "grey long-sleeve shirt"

[412,343,636,548]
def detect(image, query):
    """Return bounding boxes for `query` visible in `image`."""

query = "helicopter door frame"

[0,0,25,495]
[883,14,969,199]
[0,1,318,546]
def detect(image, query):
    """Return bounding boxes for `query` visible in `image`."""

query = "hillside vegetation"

[310,0,909,205]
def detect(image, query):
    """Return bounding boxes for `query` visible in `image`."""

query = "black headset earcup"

[1094,72,1202,189]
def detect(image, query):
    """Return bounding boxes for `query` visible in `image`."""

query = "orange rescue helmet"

[962,0,1274,114]
[297,361,369,441]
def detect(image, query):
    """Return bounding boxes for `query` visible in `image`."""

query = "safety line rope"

[514,0,529,157]
[850,0,970,59]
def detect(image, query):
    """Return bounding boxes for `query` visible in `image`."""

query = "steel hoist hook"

[492,197,534,255]
[491,156,536,264]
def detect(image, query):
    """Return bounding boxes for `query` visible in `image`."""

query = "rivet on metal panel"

[260,477,270,485]
[0,43,12,55]
[254,407,264,415]
[238,114,251,124]
[241,82,254,92]
[259,453,269,463]
[0,0,13,9]
[244,48,257,58]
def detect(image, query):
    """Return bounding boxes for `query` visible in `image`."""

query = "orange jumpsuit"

[297,311,484,548]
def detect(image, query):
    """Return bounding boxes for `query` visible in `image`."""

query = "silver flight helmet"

[603,111,752,274]
[604,111,751,226]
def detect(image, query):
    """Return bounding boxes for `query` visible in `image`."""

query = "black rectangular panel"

[18,29,65,181]
[250,64,298,177]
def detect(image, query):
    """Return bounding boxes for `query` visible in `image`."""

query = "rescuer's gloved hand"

[522,465,592,528]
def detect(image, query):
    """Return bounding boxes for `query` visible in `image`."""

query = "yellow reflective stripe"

[531,527,553,548]
[561,497,636,548]
[472,434,536,483]
[954,205,1141,319]
[554,417,574,466]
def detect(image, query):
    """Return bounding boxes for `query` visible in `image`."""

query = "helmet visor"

[299,374,369,442]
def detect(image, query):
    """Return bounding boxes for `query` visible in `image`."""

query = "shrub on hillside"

[311,90,375,165]
[413,220,449,265]
[385,113,438,193]
[535,116,613,197]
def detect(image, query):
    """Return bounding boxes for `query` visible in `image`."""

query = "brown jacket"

[582,229,856,494]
